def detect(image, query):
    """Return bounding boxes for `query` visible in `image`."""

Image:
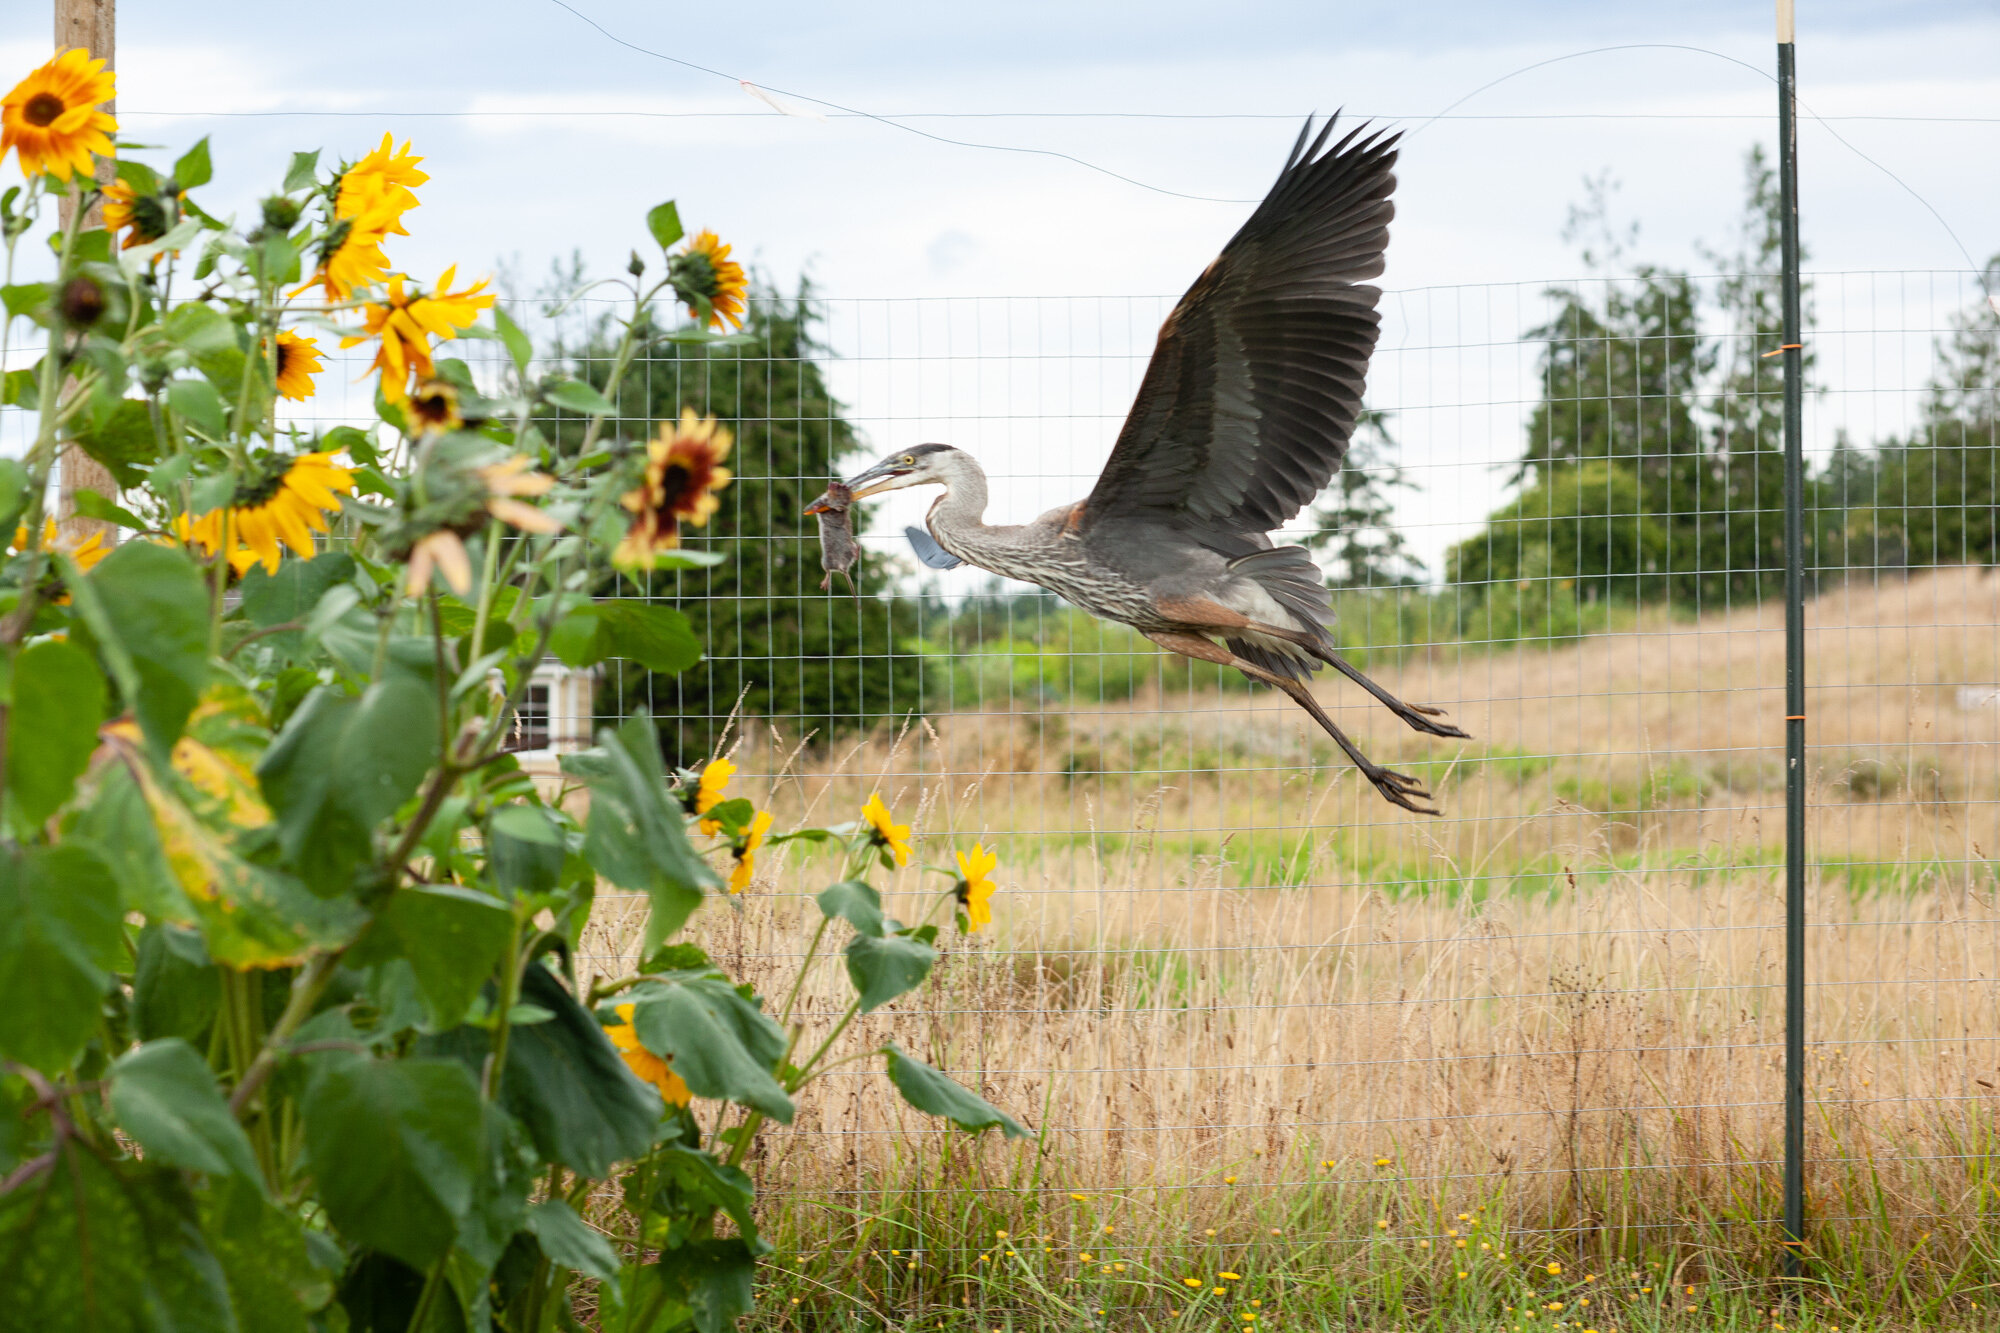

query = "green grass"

[739,1162,2000,1331]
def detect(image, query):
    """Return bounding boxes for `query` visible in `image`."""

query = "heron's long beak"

[842,459,913,500]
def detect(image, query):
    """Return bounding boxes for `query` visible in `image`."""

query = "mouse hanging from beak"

[803,479,859,592]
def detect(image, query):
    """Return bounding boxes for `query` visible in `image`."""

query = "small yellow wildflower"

[1375,1157,1392,1167]
[1069,1192,1088,1201]
[1219,1272,1240,1281]
[1182,1277,1202,1289]
[1224,1176,1238,1185]
[1547,1263,1563,1276]
[1376,1220,1389,1230]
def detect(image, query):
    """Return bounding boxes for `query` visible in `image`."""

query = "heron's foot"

[1366,764,1441,817]
[1386,698,1471,740]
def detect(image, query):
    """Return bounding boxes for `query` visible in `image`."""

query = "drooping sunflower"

[1,48,116,182]
[272,330,323,401]
[613,410,733,569]
[402,453,559,598]
[180,451,354,576]
[342,267,495,403]
[955,842,999,933]
[605,1003,692,1105]
[729,809,774,894]
[671,229,748,331]
[690,757,735,835]
[101,177,179,250]
[860,792,911,868]
[335,133,426,235]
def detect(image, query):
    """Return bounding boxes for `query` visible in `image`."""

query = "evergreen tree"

[541,279,922,762]
[1868,257,2000,568]
[1305,409,1426,588]
[1451,174,1709,609]
[1698,145,1815,605]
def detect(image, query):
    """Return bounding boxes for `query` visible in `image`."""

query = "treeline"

[1445,152,2000,641]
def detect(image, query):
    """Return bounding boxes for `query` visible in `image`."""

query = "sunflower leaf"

[282,150,319,194]
[647,201,684,251]
[882,1044,1029,1139]
[172,137,213,191]
[545,379,615,417]
[493,306,532,377]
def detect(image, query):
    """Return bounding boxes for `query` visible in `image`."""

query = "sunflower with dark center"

[177,451,354,576]
[407,379,463,435]
[1,48,116,182]
[614,409,733,569]
[667,229,748,331]
[102,178,179,250]
[271,331,323,401]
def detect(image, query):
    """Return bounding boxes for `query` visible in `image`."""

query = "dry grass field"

[579,568,2000,1324]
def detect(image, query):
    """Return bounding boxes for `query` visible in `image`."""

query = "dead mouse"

[803,479,858,592]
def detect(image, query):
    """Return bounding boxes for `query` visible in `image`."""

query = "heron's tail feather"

[1226,544,1334,633]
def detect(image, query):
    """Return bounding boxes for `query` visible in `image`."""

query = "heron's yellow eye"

[900,454,916,466]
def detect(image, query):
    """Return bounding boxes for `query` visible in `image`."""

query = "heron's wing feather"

[906,525,964,570]
[1084,115,1398,535]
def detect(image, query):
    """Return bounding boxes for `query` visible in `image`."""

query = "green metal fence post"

[1777,0,1808,1282]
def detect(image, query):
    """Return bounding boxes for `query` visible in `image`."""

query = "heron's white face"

[843,446,954,499]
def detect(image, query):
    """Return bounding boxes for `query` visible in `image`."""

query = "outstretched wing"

[1082,115,1398,536]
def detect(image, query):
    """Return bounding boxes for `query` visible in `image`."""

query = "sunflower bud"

[627,249,646,278]
[260,194,303,233]
[58,274,106,327]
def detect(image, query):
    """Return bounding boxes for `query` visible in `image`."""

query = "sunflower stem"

[468,518,502,660]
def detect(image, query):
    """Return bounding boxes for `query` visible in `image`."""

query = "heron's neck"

[930,463,990,536]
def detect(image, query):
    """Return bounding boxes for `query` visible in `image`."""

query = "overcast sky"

[5,1,1997,573]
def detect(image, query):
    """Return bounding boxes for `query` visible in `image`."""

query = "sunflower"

[402,454,558,598]
[1,48,116,183]
[691,757,734,835]
[101,177,178,250]
[613,410,733,569]
[605,1003,692,1105]
[9,517,107,602]
[729,809,774,894]
[407,379,462,434]
[272,330,323,401]
[295,201,396,303]
[670,229,748,331]
[954,842,999,933]
[180,451,354,576]
[860,792,911,868]
[342,267,495,403]
[335,133,426,235]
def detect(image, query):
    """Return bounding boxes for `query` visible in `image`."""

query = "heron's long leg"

[1309,646,1470,740]
[1142,631,1440,816]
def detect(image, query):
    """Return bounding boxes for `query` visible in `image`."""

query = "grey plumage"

[832,115,1467,815]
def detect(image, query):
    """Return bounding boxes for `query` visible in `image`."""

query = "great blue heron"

[817,115,1467,814]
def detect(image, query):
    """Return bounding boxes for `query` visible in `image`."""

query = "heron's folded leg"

[1141,630,1441,816]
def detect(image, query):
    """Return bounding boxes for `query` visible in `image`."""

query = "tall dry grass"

[579,568,2000,1310]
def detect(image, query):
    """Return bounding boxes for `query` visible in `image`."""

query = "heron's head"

[842,443,964,499]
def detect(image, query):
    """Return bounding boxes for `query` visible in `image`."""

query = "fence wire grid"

[355,269,2000,1258]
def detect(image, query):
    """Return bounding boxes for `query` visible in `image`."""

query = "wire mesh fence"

[310,267,2000,1270]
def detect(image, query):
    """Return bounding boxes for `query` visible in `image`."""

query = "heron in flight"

[817,116,1467,814]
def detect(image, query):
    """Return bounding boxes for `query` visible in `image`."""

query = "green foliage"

[0,137,1024,1333]
[1449,154,1829,626]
